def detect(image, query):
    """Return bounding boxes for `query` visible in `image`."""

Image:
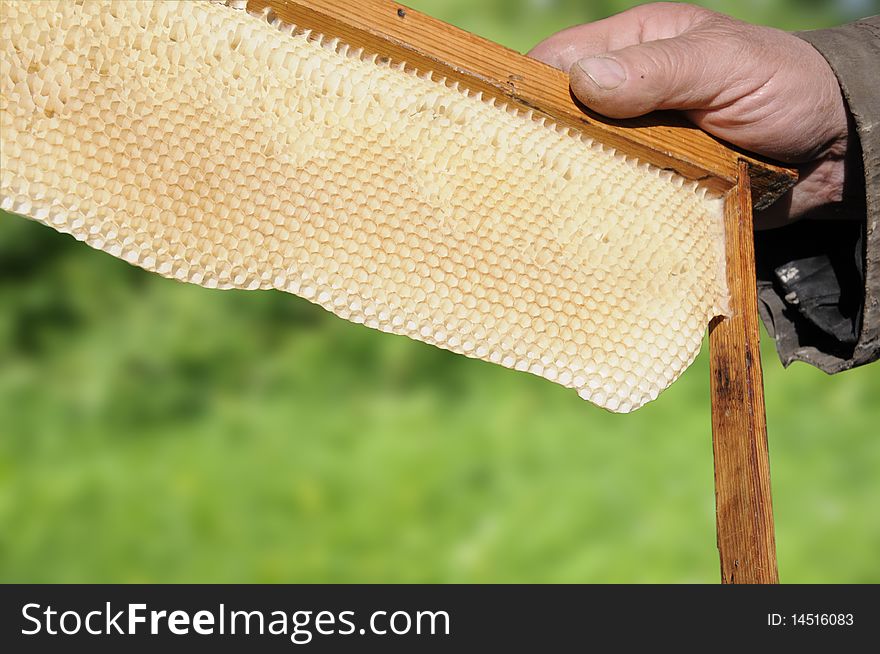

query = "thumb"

[569,36,725,119]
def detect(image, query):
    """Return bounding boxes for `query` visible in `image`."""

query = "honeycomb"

[0,0,728,412]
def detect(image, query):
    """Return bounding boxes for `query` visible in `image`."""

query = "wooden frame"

[709,165,779,583]
[249,0,795,583]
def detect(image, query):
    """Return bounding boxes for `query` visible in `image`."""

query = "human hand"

[529,2,853,227]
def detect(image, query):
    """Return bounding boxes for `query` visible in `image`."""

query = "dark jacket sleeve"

[754,16,879,373]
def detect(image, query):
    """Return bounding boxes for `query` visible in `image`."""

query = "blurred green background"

[2,0,879,584]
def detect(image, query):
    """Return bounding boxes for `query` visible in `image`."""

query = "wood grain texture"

[709,163,778,584]
[248,0,797,207]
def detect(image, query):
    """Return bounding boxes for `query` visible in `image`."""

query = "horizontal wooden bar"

[248,0,798,207]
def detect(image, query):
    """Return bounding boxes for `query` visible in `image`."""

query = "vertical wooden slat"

[709,161,778,584]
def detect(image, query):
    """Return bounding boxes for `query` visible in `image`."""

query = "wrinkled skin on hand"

[529,2,852,228]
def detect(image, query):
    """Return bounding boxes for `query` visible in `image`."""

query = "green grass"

[2,0,879,583]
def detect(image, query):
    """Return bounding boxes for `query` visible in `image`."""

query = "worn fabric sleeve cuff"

[755,16,879,373]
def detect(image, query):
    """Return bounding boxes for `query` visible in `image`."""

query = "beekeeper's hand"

[529,2,853,227]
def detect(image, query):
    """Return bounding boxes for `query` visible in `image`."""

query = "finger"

[528,17,641,71]
[568,34,738,119]
[527,3,704,71]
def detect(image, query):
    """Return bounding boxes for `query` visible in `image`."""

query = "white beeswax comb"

[1,0,732,412]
